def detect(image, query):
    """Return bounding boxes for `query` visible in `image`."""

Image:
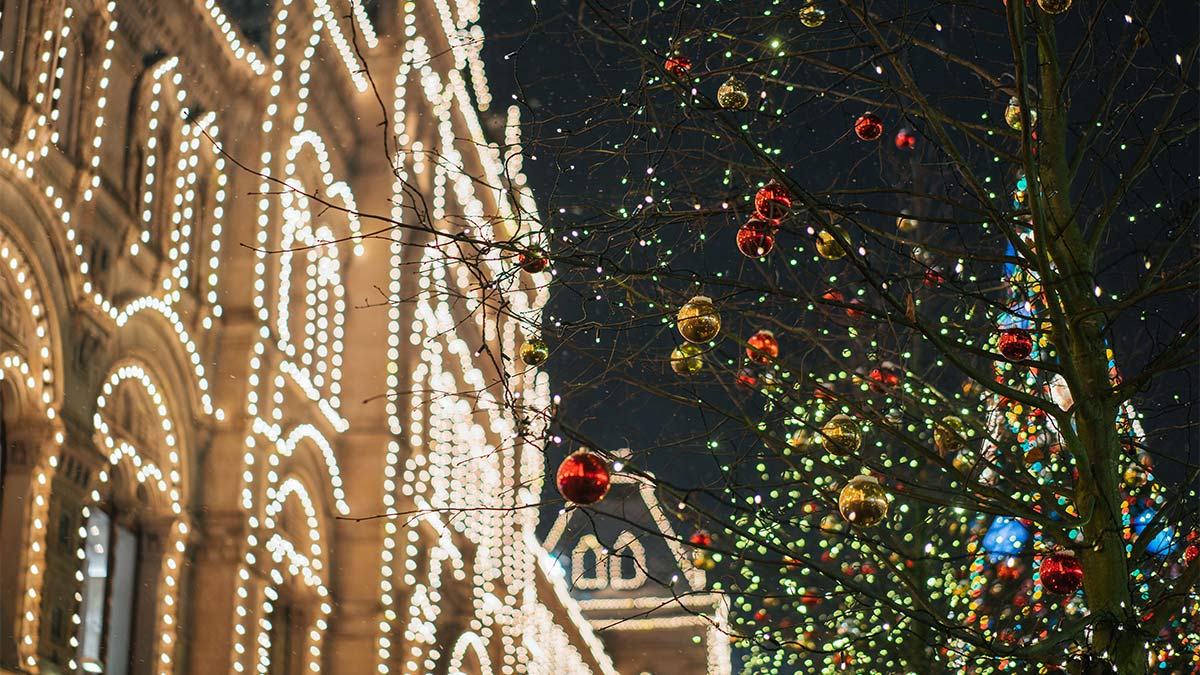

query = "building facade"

[542,463,732,675]
[0,0,675,673]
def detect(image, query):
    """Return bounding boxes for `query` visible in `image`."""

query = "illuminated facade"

[543,465,732,675]
[0,0,633,673]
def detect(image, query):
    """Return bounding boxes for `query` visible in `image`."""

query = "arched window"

[571,535,607,590]
[52,34,86,159]
[609,531,648,590]
[264,585,305,675]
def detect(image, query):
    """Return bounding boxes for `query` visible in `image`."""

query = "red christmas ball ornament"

[746,330,779,364]
[924,267,945,287]
[737,218,776,258]
[518,248,548,274]
[846,299,865,320]
[688,530,713,547]
[735,367,758,391]
[665,55,692,79]
[868,364,901,391]
[1039,550,1084,595]
[821,289,862,321]
[1184,543,1198,565]
[753,181,792,222]
[556,450,611,505]
[894,127,916,149]
[998,327,1034,362]
[855,112,883,141]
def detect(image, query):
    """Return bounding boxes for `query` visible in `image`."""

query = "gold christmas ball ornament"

[677,295,721,344]
[717,76,750,110]
[1037,0,1072,14]
[670,343,705,375]
[821,414,862,456]
[815,225,850,260]
[1004,96,1037,131]
[934,415,968,456]
[798,3,826,27]
[897,213,919,233]
[838,476,889,527]
[520,338,549,366]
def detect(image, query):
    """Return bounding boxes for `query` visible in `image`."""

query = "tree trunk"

[1032,20,1141,674]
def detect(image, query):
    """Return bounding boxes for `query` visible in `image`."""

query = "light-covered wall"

[0,1,614,674]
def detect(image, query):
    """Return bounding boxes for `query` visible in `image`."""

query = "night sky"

[477,0,1198,510]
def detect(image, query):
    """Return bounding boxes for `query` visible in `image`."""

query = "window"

[77,509,138,674]
[0,0,29,86]
[571,535,608,590]
[267,597,300,675]
[608,532,648,590]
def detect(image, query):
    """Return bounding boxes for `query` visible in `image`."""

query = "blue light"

[1133,509,1176,556]
[982,516,1029,562]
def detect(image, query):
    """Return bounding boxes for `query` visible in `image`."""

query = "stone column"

[0,417,60,672]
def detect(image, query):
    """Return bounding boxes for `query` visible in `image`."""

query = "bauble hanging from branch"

[665,54,692,79]
[746,330,779,364]
[822,414,863,455]
[519,248,549,274]
[838,476,889,527]
[520,337,549,366]
[1039,550,1083,595]
[754,181,792,222]
[855,112,883,141]
[737,219,776,258]
[717,76,750,110]
[670,343,705,375]
[677,295,721,344]
[998,327,1034,361]
[556,450,612,505]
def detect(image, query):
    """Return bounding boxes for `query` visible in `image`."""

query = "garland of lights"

[0,0,636,672]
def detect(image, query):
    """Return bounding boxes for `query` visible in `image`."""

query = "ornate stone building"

[0,1,728,673]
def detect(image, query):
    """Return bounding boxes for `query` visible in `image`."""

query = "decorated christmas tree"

[475,0,1200,672]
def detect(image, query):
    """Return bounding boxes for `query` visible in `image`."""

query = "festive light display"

[0,2,628,674]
